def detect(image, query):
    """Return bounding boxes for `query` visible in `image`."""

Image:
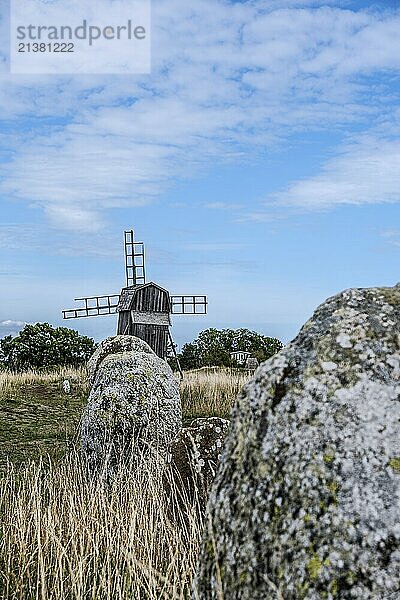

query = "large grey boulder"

[82,336,181,477]
[194,285,400,599]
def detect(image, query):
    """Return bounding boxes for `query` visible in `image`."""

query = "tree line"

[0,323,282,372]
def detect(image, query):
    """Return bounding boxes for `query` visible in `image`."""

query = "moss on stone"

[327,480,339,501]
[273,504,280,520]
[389,457,400,473]
[257,462,269,478]
[306,552,330,581]
[330,579,338,596]
[306,553,323,580]
[323,452,335,464]
[297,581,310,599]
[239,571,248,584]
[346,570,357,585]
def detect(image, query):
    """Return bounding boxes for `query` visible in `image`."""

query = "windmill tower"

[62,230,207,374]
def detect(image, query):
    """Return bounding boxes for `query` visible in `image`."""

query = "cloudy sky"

[0,0,399,348]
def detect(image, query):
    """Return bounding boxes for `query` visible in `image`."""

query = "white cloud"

[265,136,400,210]
[0,320,26,327]
[0,320,28,338]
[0,1,400,230]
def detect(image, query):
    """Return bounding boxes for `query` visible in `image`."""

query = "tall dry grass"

[0,366,252,599]
[180,367,249,420]
[0,366,90,395]
[0,452,204,600]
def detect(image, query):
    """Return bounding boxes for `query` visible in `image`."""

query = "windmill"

[62,230,207,375]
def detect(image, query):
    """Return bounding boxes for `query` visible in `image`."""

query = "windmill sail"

[170,295,208,314]
[62,294,120,319]
[124,230,146,287]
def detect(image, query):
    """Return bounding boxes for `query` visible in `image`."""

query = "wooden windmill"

[62,230,207,373]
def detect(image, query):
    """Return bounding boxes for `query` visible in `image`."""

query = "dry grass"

[0,366,90,395]
[0,452,205,600]
[0,365,252,599]
[180,367,249,421]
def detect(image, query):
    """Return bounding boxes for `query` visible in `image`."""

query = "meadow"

[0,366,249,599]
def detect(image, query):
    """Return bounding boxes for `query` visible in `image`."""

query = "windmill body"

[62,230,207,363]
[116,282,171,357]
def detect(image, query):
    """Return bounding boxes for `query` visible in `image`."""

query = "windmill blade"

[170,295,208,315]
[62,294,120,319]
[124,230,146,287]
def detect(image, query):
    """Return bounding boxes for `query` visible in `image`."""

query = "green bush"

[0,323,96,371]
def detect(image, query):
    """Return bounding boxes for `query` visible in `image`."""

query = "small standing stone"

[62,379,71,394]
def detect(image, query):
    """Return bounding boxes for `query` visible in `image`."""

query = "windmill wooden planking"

[62,229,207,371]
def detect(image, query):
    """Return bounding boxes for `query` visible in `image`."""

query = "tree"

[175,342,200,371]
[178,328,283,370]
[0,323,96,371]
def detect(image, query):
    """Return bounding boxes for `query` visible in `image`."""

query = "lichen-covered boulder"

[166,417,230,517]
[87,335,154,384]
[194,285,400,599]
[82,337,181,478]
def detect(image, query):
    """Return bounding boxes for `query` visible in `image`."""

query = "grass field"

[0,367,89,468]
[0,366,248,468]
[0,365,250,599]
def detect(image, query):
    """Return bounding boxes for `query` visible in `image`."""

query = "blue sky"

[0,0,399,349]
